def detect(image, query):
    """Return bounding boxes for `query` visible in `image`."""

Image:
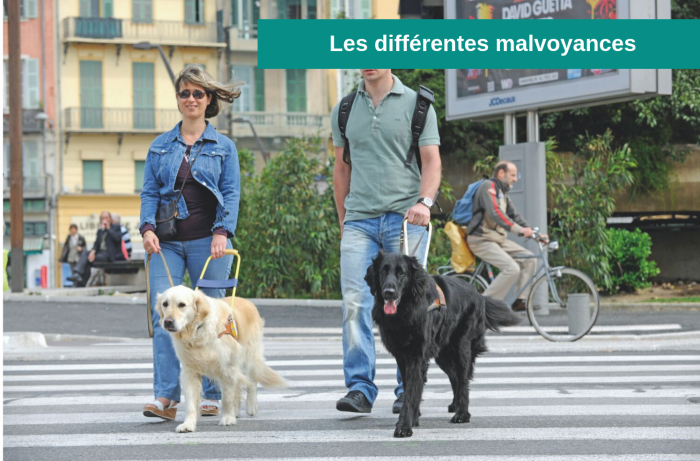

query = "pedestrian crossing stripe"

[5,405,700,426]
[4,354,700,372]
[4,427,700,448]
[4,364,700,381]
[5,388,699,407]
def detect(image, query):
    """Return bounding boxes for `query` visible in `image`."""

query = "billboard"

[445,0,672,121]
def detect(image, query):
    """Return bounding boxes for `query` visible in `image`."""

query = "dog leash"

[145,252,175,338]
[400,218,432,270]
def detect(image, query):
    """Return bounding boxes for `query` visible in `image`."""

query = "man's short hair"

[69,224,78,231]
[494,161,514,178]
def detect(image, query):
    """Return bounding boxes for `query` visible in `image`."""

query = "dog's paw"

[448,402,455,413]
[394,424,413,438]
[176,421,196,433]
[246,401,259,416]
[218,415,237,426]
[412,417,420,427]
[450,412,471,424]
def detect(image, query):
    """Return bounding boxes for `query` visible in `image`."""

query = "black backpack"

[337,84,435,172]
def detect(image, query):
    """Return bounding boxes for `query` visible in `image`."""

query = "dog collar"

[218,314,239,340]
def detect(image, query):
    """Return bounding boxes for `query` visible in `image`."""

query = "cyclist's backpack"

[453,179,487,225]
[337,84,435,173]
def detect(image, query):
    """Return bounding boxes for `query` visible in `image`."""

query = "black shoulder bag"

[154,143,205,241]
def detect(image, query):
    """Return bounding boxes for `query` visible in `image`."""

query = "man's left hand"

[405,203,431,227]
[211,234,227,260]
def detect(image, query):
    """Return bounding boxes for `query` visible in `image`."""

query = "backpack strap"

[406,85,435,171]
[338,91,357,166]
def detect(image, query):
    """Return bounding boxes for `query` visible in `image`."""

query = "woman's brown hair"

[175,65,243,118]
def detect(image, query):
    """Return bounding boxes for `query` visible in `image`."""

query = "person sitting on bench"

[68,211,125,287]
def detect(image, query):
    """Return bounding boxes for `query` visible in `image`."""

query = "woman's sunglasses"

[176,89,208,100]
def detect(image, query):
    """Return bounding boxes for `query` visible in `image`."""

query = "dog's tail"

[484,296,522,333]
[254,362,287,389]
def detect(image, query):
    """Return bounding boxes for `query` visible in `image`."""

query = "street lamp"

[132,42,176,87]
[232,117,269,163]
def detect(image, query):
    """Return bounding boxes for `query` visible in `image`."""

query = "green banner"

[258,19,700,69]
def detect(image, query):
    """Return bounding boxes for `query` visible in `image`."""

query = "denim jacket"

[139,121,240,237]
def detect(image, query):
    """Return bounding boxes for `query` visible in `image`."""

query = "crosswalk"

[3,330,700,461]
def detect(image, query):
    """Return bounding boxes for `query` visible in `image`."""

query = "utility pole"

[8,0,25,292]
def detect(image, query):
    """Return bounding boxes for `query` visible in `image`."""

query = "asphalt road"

[3,300,700,339]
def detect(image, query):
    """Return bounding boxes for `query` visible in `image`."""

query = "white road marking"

[5,405,700,426]
[4,427,700,448]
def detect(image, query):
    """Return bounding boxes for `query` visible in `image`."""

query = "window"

[331,0,370,19]
[132,0,153,23]
[278,0,316,19]
[3,0,38,20]
[22,221,47,236]
[80,60,103,128]
[135,160,145,192]
[286,69,306,113]
[4,141,42,191]
[4,58,40,111]
[79,0,113,17]
[185,0,205,24]
[254,68,265,111]
[133,62,155,129]
[232,0,260,33]
[232,65,253,112]
[83,160,103,192]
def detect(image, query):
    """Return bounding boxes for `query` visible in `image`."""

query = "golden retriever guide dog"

[156,285,286,433]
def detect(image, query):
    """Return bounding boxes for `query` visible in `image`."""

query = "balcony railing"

[228,25,258,51]
[63,17,225,46]
[3,109,44,133]
[232,112,331,138]
[64,107,224,133]
[3,175,48,198]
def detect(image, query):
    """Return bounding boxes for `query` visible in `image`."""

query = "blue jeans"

[147,236,233,402]
[340,212,429,405]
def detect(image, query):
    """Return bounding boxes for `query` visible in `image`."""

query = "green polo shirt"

[331,75,441,223]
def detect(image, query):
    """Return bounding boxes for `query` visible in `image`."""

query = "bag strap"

[173,142,205,205]
[338,91,357,166]
[405,85,435,172]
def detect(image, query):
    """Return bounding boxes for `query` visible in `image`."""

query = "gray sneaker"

[336,390,372,413]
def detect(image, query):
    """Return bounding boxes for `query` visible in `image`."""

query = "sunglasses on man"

[176,89,208,100]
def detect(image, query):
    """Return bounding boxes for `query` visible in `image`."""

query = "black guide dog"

[365,250,521,438]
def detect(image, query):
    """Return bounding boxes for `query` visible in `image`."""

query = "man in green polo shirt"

[331,69,441,414]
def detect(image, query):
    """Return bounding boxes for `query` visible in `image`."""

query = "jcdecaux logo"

[489,96,516,107]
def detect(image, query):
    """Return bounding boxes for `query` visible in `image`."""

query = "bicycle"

[439,228,600,342]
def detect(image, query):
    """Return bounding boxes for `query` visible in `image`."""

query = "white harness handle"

[401,218,432,270]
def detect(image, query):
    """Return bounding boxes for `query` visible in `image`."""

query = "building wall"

[373,0,400,19]
[2,0,57,121]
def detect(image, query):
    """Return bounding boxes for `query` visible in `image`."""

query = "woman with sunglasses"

[139,65,242,421]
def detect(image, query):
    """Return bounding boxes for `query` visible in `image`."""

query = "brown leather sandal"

[200,399,220,417]
[143,399,178,420]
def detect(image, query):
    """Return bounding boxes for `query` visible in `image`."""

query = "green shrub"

[233,137,341,299]
[607,228,660,293]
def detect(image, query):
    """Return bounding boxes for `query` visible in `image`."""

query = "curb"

[3,332,48,349]
[4,293,699,311]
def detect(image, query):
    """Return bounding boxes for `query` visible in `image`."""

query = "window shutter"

[286,69,306,113]
[184,0,195,23]
[83,160,104,191]
[360,0,371,19]
[254,68,265,112]
[330,0,338,18]
[25,0,38,18]
[24,141,41,191]
[80,0,91,17]
[135,161,145,192]
[27,58,40,109]
[232,65,253,112]
[144,0,153,22]
[102,0,113,17]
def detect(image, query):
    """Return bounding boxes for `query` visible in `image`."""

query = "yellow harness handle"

[195,249,241,309]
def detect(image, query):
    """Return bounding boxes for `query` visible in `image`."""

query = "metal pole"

[526,110,539,143]
[246,120,268,163]
[40,0,55,288]
[504,114,514,145]
[8,0,25,292]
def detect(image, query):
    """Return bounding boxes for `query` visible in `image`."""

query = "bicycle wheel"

[443,270,489,294]
[526,268,600,342]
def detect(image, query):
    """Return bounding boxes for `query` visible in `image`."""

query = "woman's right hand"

[143,231,161,255]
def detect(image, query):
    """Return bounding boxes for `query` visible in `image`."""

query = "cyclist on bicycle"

[466,161,547,312]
